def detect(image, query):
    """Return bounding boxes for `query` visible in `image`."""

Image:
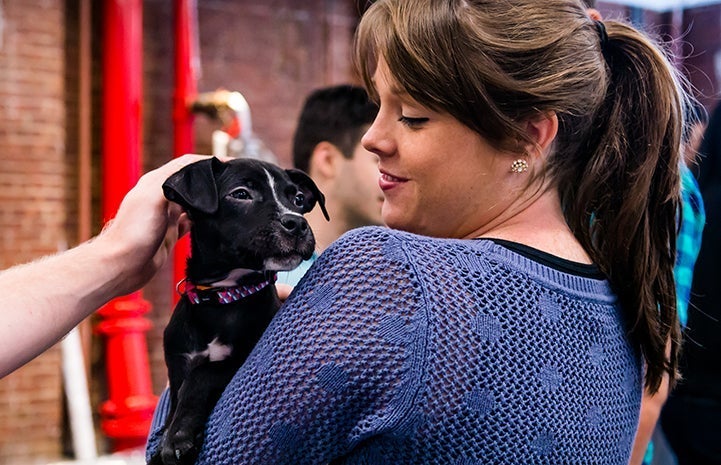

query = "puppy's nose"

[280,214,308,236]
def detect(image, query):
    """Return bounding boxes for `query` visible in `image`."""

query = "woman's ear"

[524,112,558,158]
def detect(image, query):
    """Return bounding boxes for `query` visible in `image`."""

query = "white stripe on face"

[264,168,304,218]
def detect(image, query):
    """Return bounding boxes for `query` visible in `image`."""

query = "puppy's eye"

[229,188,252,200]
[293,193,305,207]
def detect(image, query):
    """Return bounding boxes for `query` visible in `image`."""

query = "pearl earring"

[510,159,529,173]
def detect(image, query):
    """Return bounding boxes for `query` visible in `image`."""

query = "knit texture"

[147,226,642,464]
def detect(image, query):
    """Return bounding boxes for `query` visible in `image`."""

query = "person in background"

[661,102,721,465]
[674,102,707,331]
[277,84,383,287]
[145,0,688,463]
[0,154,209,378]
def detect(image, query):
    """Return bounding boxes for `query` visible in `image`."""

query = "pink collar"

[177,272,277,305]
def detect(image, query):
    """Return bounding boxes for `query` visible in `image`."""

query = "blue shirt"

[674,164,705,327]
[276,253,318,287]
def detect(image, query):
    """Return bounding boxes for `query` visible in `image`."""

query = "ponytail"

[561,21,684,393]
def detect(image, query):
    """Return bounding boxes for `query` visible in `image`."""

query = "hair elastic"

[595,20,609,49]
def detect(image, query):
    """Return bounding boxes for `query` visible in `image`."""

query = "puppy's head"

[163,157,329,273]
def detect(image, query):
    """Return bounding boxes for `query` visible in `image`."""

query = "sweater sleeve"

[192,227,429,464]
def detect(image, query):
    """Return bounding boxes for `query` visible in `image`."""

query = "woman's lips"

[379,172,407,191]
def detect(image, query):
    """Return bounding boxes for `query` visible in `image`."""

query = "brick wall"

[0,0,68,463]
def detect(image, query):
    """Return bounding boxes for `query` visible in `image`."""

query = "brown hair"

[355,0,685,392]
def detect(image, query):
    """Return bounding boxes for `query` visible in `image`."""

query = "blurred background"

[0,0,718,463]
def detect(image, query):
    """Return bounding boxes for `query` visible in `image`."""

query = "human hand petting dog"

[0,154,212,378]
[96,153,211,296]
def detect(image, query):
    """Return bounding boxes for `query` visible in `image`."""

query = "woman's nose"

[362,114,394,158]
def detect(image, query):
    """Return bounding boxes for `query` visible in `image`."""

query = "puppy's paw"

[146,450,164,465]
[160,430,201,465]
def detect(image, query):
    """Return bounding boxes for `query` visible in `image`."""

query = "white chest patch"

[185,337,233,363]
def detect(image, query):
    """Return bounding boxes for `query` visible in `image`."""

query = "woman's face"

[362,58,525,239]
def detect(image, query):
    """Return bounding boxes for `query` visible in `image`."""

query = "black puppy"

[149,157,328,465]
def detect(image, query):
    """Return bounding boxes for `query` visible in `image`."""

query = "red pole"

[97,0,157,451]
[173,0,199,304]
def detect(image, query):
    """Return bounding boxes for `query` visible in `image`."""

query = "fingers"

[167,202,186,226]
[177,213,192,238]
[142,154,212,186]
[276,283,294,303]
[162,222,179,257]
[166,193,192,239]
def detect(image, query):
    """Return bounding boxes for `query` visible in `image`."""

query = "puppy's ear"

[163,158,226,215]
[286,169,330,221]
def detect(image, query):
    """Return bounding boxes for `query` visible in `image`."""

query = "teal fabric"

[276,253,318,287]
[673,164,705,327]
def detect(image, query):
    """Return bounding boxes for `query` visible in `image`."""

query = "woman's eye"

[399,116,429,128]
[229,189,251,200]
[293,193,305,207]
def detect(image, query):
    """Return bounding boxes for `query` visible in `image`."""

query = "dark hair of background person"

[355,0,685,392]
[292,84,379,173]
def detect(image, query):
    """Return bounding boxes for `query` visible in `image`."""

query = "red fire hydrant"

[96,295,157,450]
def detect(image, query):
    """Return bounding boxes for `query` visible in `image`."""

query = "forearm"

[0,154,208,378]
[629,392,662,465]
[629,364,671,464]
[0,237,128,378]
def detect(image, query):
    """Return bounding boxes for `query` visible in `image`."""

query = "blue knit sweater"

[147,227,642,464]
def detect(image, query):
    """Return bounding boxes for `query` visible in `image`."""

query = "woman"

[147,0,685,463]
